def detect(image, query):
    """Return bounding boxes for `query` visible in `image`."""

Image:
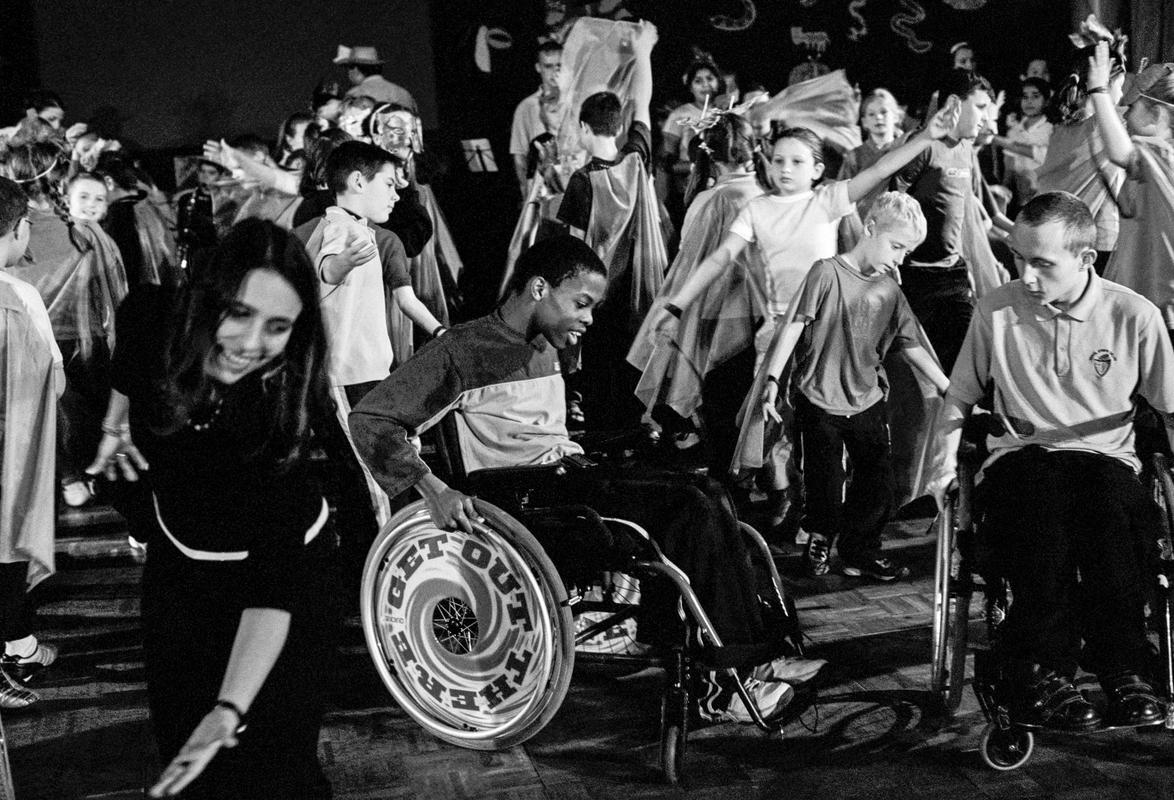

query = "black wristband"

[215,700,249,734]
[1086,85,1108,95]
[664,302,683,319]
[765,375,780,385]
[431,324,448,338]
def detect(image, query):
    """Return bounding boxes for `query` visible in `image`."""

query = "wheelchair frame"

[930,451,1174,770]
[360,422,800,783]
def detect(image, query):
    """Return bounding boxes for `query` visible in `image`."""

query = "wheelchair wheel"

[979,722,1033,771]
[660,722,686,785]
[361,499,575,750]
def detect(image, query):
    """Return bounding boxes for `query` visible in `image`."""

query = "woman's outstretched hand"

[87,430,149,482]
[148,707,241,797]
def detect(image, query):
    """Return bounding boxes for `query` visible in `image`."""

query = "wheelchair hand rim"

[360,504,565,743]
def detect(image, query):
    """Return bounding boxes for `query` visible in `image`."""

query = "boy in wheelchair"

[931,191,1174,731]
[350,234,823,723]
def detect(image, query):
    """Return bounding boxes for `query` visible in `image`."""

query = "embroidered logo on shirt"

[1090,349,1115,377]
[943,167,971,179]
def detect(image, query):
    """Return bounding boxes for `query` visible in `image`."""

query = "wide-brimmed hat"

[334,45,384,66]
[1121,62,1174,107]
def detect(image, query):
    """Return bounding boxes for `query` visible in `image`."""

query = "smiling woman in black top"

[89,219,336,798]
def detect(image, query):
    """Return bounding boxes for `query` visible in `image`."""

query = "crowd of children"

[2,11,1174,793]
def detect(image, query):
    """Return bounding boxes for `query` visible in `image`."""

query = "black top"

[110,284,324,611]
[104,196,147,286]
[291,181,433,258]
[557,121,652,232]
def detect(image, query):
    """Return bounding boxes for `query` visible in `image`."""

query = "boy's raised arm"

[846,97,961,204]
[629,22,658,129]
[1087,41,1135,169]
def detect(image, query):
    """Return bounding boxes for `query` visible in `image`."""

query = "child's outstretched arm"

[646,231,749,339]
[900,345,950,395]
[761,320,806,424]
[1087,41,1135,168]
[392,286,445,337]
[845,98,961,204]
[630,22,658,129]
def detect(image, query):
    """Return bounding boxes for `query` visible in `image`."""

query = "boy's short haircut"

[579,92,623,136]
[325,140,398,196]
[537,40,563,58]
[0,177,28,238]
[506,234,606,296]
[934,68,994,105]
[352,63,382,79]
[865,191,927,245]
[1016,191,1097,254]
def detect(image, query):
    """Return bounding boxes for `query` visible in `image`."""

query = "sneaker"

[840,556,909,582]
[0,669,39,710]
[62,481,93,508]
[794,527,811,546]
[804,536,831,577]
[752,655,827,685]
[2,641,57,682]
[722,678,794,723]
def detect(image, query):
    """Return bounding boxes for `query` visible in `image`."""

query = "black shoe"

[1101,672,1164,727]
[1012,666,1102,731]
[841,556,909,582]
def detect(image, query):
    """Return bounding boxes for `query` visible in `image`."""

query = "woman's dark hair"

[1020,77,1053,100]
[25,90,63,114]
[93,150,141,191]
[153,219,329,470]
[683,58,720,91]
[684,112,757,207]
[754,126,824,192]
[299,128,352,196]
[276,111,317,164]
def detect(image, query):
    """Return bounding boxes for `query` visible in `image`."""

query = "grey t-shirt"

[791,256,922,415]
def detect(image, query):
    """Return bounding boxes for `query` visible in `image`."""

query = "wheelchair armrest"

[465,462,567,495]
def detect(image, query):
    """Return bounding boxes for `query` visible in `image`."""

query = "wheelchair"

[359,421,803,783]
[930,446,1174,771]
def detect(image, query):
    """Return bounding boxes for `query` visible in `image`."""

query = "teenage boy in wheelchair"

[349,234,824,723]
[929,191,1174,731]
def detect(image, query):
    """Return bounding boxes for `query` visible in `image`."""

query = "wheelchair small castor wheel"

[660,722,686,785]
[979,721,1034,771]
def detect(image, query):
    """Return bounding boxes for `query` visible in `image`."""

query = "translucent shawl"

[0,280,59,587]
[1035,114,1124,248]
[1105,137,1174,327]
[134,198,177,284]
[747,70,862,154]
[626,172,764,417]
[13,216,127,358]
[731,270,944,506]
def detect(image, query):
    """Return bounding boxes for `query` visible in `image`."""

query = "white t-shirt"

[1003,116,1053,203]
[306,207,394,387]
[728,180,854,315]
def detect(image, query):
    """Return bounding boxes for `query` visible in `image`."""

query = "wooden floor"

[7,513,1174,799]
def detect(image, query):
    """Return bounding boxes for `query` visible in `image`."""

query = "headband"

[14,158,61,185]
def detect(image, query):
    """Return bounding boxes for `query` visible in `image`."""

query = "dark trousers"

[796,395,895,562]
[981,448,1157,677]
[526,464,784,668]
[0,563,33,643]
[143,526,339,800]
[320,381,383,580]
[700,344,756,481]
[58,338,112,484]
[900,263,973,375]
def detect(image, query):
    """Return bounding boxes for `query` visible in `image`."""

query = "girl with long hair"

[88,219,336,798]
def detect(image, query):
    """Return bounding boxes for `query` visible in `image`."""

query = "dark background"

[2,0,1170,312]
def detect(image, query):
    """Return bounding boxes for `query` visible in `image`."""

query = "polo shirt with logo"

[947,271,1174,472]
